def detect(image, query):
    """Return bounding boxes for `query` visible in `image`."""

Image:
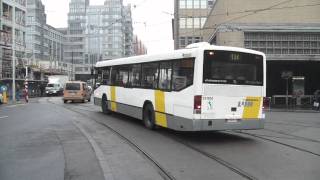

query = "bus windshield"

[203,50,263,86]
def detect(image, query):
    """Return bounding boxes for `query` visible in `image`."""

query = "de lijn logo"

[207,101,213,110]
[203,96,214,111]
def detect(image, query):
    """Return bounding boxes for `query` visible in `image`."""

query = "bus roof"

[95,43,265,68]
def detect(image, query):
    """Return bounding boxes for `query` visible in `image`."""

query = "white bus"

[94,42,266,131]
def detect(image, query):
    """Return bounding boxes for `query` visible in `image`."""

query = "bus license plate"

[226,119,239,123]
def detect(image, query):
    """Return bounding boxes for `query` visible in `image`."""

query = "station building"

[201,0,320,105]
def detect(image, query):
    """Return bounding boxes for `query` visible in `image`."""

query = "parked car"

[63,81,91,103]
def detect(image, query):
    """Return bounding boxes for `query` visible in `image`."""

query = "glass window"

[159,62,172,90]
[180,18,186,29]
[194,18,200,28]
[66,83,80,90]
[186,0,193,8]
[180,0,186,8]
[129,64,141,87]
[203,51,263,86]
[200,0,207,8]
[102,67,111,85]
[172,59,194,91]
[186,18,193,28]
[141,63,159,89]
[111,66,129,87]
[180,37,186,46]
[194,0,200,8]
[200,17,206,28]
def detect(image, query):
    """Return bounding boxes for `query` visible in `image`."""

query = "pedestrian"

[23,88,28,103]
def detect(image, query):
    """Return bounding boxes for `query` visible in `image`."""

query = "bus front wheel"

[143,104,156,130]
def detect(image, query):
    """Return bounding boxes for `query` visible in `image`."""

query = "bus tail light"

[194,95,202,114]
[263,97,270,110]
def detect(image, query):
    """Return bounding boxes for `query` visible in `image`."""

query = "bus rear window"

[66,83,81,90]
[203,50,263,86]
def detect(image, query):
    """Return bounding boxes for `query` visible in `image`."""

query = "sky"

[41,0,174,54]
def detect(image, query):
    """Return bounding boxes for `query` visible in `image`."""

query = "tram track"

[47,99,176,180]
[232,131,320,157]
[266,121,320,128]
[160,133,259,180]
[48,98,258,180]
[261,128,320,144]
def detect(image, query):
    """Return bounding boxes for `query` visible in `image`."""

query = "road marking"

[72,120,115,180]
[0,116,8,119]
[5,104,26,108]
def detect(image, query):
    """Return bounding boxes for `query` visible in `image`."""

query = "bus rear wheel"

[143,104,156,130]
[102,96,111,114]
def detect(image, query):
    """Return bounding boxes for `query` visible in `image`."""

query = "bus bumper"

[167,116,265,131]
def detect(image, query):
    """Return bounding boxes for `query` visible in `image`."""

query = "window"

[172,58,194,91]
[194,0,200,8]
[200,0,207,9]
[159,62,172,90]
[129,64,141,87]
[141,63,159,89]
[179,0,186,8]
[111,66,129,87]
[66,83,80,90]
[186,18,193,28]
[194,18,200,28]
[102,67,111,85]
[179,18,186,29]
[203,51,263,86]
[186,0,193,9]
[200,17,206,28]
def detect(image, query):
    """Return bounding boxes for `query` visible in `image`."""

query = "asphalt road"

[0,97,319,180]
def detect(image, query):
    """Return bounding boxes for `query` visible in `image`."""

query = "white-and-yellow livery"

[94,42,266,131]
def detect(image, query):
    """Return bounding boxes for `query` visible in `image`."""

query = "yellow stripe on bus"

[242,97,262,119]
[110,86,117,112]
[154,90,167,127]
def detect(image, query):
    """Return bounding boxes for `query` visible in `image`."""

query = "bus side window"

[118,66,129,87]
[172,58,194,91]
[141,62,159,89]
[111,67,118,85]
[159,61,172,91]
[129,64,141,87]
[102,67,111,85]
[96,68,103,84]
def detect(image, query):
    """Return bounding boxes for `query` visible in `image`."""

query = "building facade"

[173,0,215,49]
[25,0,67,82]
[65,0,89,81]
[133,34,147,55]
[1,0,26,80]
[66,0,134,82]
[202,0,320,104]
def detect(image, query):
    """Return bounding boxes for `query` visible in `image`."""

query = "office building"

[1,0,26,80]
[173,0,215,49]
[66,0,134,81]
[202,0,320,104]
